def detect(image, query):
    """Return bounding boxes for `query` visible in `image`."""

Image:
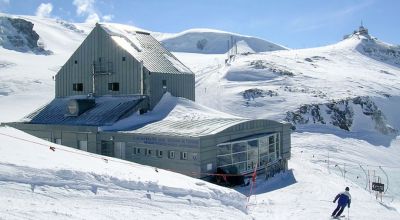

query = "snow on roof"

[101,93,249,137]
[163,54,191,73]
[100,23,193,74]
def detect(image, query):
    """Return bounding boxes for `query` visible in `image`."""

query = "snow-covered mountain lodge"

[8,23,291,178]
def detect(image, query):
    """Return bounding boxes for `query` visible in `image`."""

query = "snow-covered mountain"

[157,28,287,54]
[181,31,400,139]
[1,13,400,219]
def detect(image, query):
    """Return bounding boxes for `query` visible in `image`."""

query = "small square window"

[108,82,119,91]
[157,150,163,158]
[73,83,83,91]
[122,57,126,61]
[168,151,175,159]
[180,152,188,160]
[74,60,78,64]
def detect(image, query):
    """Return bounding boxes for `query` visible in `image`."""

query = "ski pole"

[347,207,349,220]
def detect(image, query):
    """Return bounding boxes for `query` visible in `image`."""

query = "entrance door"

[101,141,114,157]
[114,142,126,159]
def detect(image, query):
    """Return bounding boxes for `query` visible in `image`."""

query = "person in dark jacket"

[331,187,351,218]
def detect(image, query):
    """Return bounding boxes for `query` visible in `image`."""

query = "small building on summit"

[9,23,291,179]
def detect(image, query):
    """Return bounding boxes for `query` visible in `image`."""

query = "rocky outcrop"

[0,17,52,55]
[56,19,84,34]
[285,96,397,134]
[241,88,278,100]
[352,96,397,134]
[249,60,295,76]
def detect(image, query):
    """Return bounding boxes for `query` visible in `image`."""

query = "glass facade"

[217,133,281,174]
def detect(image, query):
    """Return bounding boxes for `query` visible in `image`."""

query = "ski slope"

[0,126,249,220]
[1,125,399,219]
[1,14,400,219]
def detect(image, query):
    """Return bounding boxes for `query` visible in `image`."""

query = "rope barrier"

[294,149,400,169]
[0,132,252,179]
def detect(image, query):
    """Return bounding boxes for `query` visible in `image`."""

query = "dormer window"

[108,82,119,91]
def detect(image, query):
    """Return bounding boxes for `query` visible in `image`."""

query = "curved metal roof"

[124,118,251,137]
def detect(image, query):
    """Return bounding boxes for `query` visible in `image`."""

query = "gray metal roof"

[100,23,193,75]
[25,96,144,126]
[125,118,251,137]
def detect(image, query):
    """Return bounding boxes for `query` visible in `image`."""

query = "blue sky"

[1,0,399,48]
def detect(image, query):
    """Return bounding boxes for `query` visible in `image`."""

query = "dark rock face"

[0,17,52,55]
[357,39,400,67]
[326,100,354,131]
[285,103,327,126]
[285,96,397,135]
[8,18,39,49]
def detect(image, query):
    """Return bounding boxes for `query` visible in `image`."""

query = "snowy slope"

[175,30,400,212]
[158,28,287,54]
[181,34,400,135]
[1,126,399,219]
[0,126,249,219]
[1,13,400,219]
[245,132,400,219]
[0,14,91,122]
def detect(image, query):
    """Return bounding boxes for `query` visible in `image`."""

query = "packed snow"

[0,126,249,219]
[1,13,400,219]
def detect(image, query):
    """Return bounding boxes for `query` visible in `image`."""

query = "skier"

[331,187,351,218]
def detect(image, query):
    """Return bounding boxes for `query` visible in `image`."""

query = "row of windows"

[133,147,192,160]
[72,83,120,91]
[51,139,195,161]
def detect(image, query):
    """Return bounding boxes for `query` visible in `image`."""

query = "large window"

[216,133,281,174]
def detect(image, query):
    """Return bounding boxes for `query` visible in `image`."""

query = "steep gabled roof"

[100,23,193,75]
